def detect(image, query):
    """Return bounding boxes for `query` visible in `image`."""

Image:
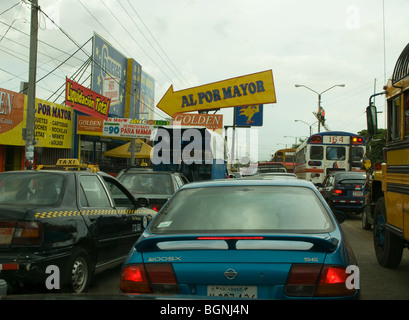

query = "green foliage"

[358,128,386,164]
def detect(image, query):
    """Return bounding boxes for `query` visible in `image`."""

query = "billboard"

[125,59,142,119]
[139,71,155,120]
[91,32,128,118]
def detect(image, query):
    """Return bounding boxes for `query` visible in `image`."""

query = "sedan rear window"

[119,173,174,195]
[335,174,366,185]
[151,186,333,234]
[0,173,64,206]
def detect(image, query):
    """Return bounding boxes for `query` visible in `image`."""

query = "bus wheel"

[373,197,403,268]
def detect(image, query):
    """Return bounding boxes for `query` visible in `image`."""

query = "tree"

[358,128,386,164]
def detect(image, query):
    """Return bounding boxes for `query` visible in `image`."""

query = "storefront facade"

[0,87,74,171]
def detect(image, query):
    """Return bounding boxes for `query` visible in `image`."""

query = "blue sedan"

[120,178,359,299]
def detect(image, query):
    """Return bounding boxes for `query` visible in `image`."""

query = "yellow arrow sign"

[156,70,276,116]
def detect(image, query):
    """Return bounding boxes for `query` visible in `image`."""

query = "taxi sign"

[56,159,80,166]
[37,159,99,172]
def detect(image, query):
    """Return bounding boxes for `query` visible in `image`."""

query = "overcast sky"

[1,0,408,161]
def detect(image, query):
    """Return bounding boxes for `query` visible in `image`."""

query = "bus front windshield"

[326,146,346,160]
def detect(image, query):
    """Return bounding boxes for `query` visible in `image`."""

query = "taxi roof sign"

[56,159,80,166]
[37,159,99,172]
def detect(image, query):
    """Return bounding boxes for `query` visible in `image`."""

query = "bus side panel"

[386,191,404,231]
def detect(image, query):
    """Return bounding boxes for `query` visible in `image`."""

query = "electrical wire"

[0,1,172,120]
[0,1,20,16]
[118,0,190,88]
[37,37,92,84]
[36,5,165,119]
[125,0,191,88]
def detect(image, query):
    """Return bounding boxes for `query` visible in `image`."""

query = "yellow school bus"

[366,42,409,268]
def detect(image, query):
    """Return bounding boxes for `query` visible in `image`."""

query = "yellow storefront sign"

[0,88,26,146]
[35,98,72,148]
[0,88,73,148]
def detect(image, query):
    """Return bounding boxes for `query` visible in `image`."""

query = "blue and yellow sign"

[234,105,263,127]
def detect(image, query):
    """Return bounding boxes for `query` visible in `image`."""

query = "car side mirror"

[333,210,346,224]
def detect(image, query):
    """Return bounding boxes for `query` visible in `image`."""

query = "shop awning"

[103,139,152,159]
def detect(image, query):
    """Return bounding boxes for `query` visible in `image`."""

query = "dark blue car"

[120,178,359,299]
[320,171,367,214]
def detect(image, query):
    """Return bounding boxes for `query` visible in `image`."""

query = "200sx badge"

[148,256,181,262]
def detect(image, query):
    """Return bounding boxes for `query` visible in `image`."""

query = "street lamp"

[294,84,345,132]
[284,135,299,146]
[294,119,318,136]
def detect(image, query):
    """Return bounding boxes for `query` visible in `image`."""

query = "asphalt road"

[88,213,409,299]
[341,213,409,300]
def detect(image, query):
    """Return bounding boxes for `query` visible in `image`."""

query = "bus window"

[275,151,284,162]
[326,146,346,160]
[388,96,401,141]
[295,147,305,164]
[310,146,323,160]
[284,151,295,163]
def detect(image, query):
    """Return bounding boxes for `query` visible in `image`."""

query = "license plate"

[207,285,257,299]
[353,191,363,197]
[0,228,14,245]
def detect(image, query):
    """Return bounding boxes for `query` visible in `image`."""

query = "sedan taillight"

[285,264,356,297]
[13,221,43,245]
[120,263,179,294]
[0,221,43,246]
[332,189,343,196]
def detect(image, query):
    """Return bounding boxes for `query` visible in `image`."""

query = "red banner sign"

[65,77,110,120]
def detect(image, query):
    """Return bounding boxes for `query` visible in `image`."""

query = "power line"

[0,1,20,16]
[37,37,92,84]
[0,2,171,120]
[118,0,190,88]
[36,4,165,119]
[0,20,87,65]
[126,0,190,88]
[97,0,175,87]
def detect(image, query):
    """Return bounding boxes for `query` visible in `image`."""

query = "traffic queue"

[0,156,361,299]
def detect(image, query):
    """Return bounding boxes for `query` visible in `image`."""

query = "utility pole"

[24,0,39,169]
[295,84,344,134]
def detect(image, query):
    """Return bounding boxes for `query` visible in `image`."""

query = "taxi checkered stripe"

[35,211,80,219]
[34,209,137,219]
